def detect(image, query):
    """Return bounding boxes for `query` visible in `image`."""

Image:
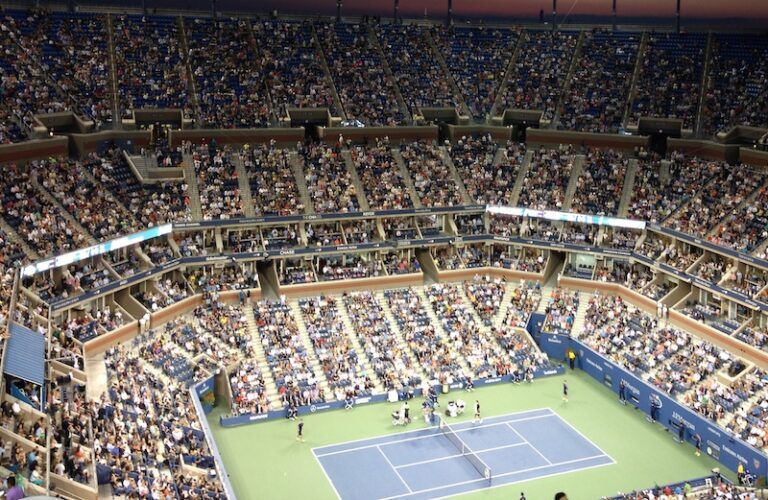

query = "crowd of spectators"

[193,145,244,220]
[701,34,768,136]
[0,10,75,143]
[628,154,724,224]
[630,33,707,130]
[299,296,375,400]
[378,24,459,117]
[252,20,338,118]
[99,345,225,496]
[664,165,760,238]
[113,14,191,116]
[385,287,465,384]
[317,23,402,125]
[558,31,639,132]
[708,183,768,254]
[450,135,521,205]
[316,255,379,280]
[570,149,628,216]
[88,149,192,225]
[400,140,463,207]
[542,288,580,334]
[42,157,142,241]
[517,146,574,210]
[186,17,271,128]
[242,142,303,216]
[434,26,518,120]
[301,142,360,213]
[0,162,88,257]
[254,299,325,407]
[463,275,506,326]
[350,139,414,210]
[34,10,113,124]
[343,291,421,392]
[425,282,511,378]
[499,30,577,121]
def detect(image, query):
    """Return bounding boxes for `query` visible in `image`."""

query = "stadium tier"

[2,5,768,500]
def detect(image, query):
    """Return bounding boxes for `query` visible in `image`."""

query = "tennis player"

[296,418,305,442]
[562,380,569,403]
[473,400,482,424]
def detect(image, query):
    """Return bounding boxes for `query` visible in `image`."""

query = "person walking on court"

[562,380,569,403]
[520,493,527,500]
[297,418,305,442]
[694,433,702,456]
[473,400,482,423]
[619,380,626,405]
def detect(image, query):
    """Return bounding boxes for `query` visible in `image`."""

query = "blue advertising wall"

[219,367,565,427]
[539,334,768,478]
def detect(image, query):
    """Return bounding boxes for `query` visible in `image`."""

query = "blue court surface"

[312,408,615,499]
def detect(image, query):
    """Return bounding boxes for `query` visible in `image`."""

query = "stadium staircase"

[509,150,534,206]
[391,148,423,209]
[617,159,639,217]
[310,24,348,120]
[105,14,122,126]
[181,154,204,220]
[493,285,515,330]
[368,25,412,123]
[232,153,256,218]
[0,218,39,260]
[423,30,472,117]
[567,291,595,341]
[244,302,282,410]
[622,32,649,130]
[695,33,714,138]
[438,146,473,205]
[288,298,334,400]
[288,151,315,214]
[31,175,98,246]
[551,30,587,129]
[489,31,527,119]
[561,154,586,212]
[416,286,473,375]
[177,17,203,128]
[375,290,431,383]
[84,352,109,401]
[336,299,386,395]
[340,148,372,211]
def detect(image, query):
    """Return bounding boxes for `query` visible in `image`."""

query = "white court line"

[379,454,613,500]
[505,422,553,465]
[394,442,529,469]
[313,413,557,458]
[546,407,617,465]
[377,445,414,494]
[311,407,554,456]
[311,448,342,500]
[436,460,615,500]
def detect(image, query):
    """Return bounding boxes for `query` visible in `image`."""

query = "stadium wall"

[539,334,768,480]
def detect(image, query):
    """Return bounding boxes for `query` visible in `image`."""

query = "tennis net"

[438,415,492,482]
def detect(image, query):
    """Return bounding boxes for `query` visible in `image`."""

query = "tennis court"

[312,407,615,499]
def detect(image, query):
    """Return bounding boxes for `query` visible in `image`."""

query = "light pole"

[394,0,399,24]
[612,0,617,31]
[336,0,342,23]
[676,0,681,33]
[447,0,453,27]
[552,0,557,31]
